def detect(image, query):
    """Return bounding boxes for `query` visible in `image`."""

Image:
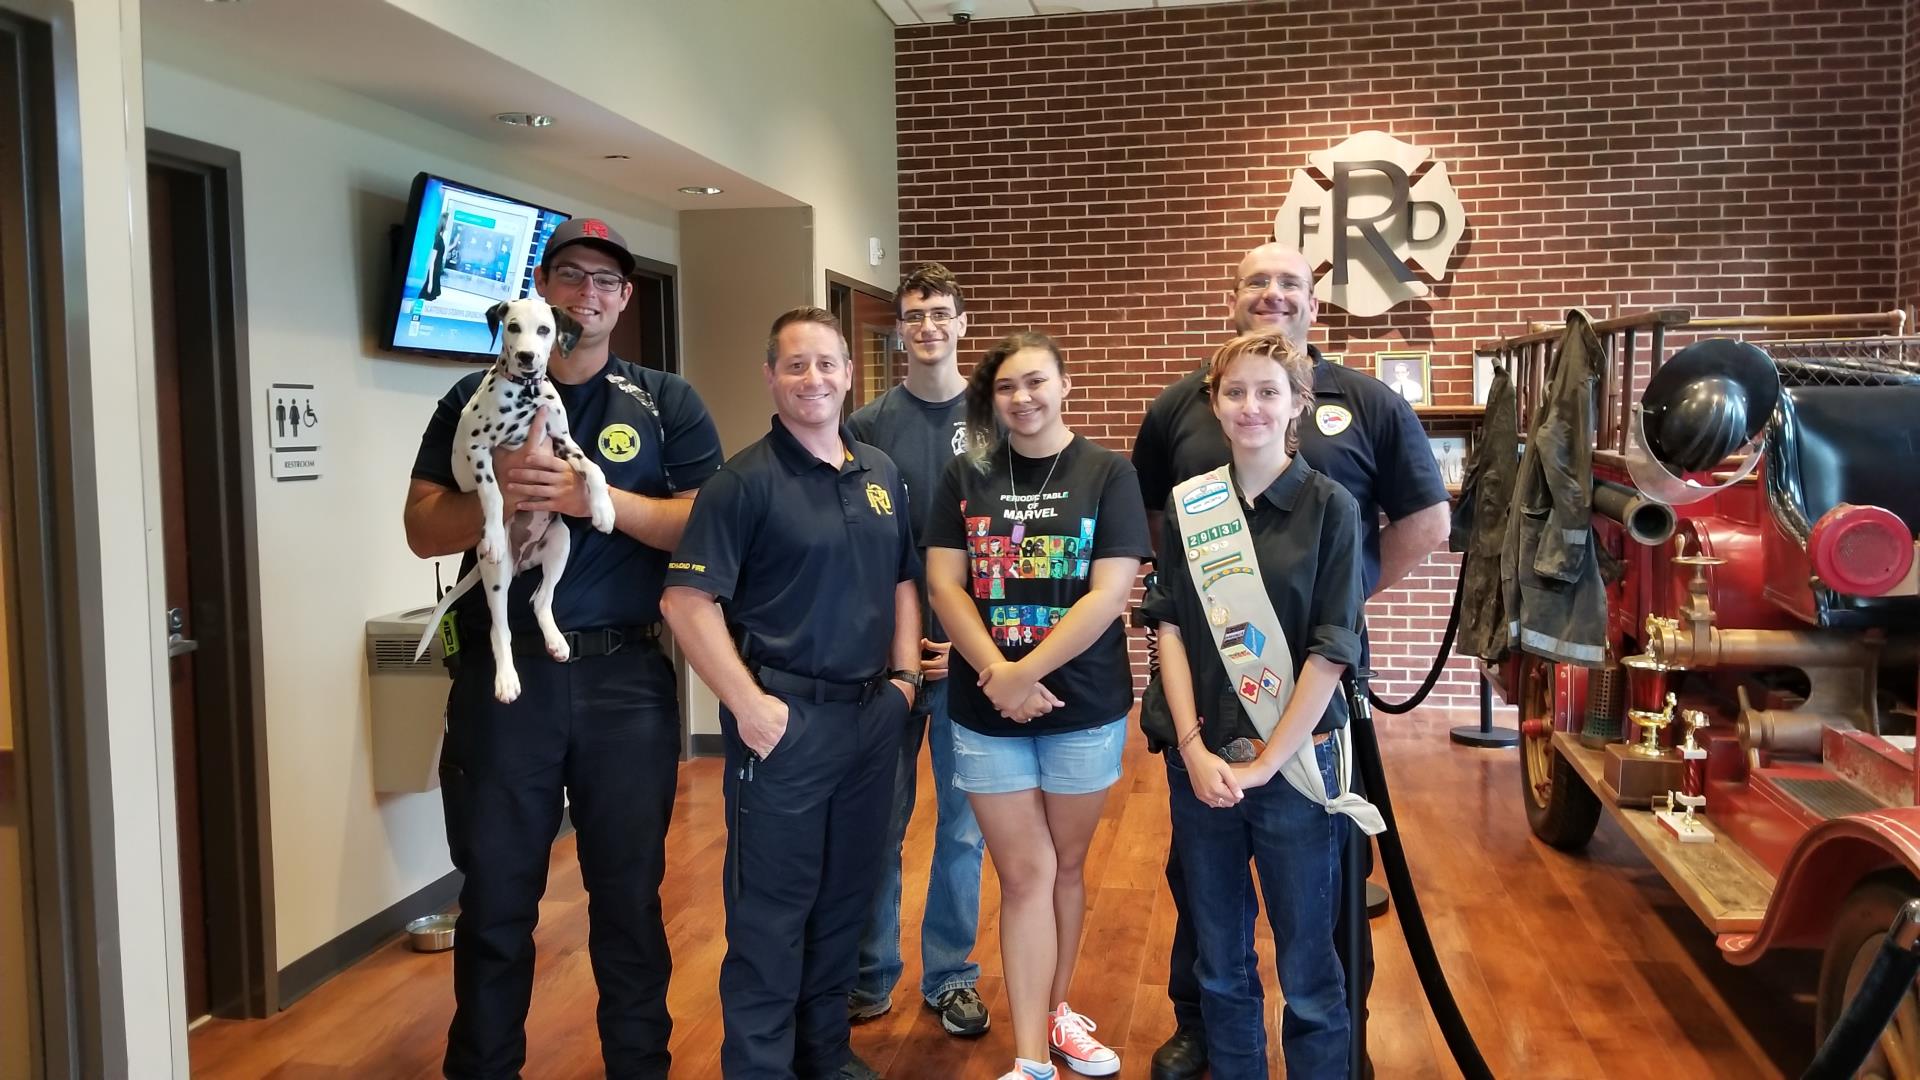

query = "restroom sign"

[1274,131,1467,318]
[266,382,325,481]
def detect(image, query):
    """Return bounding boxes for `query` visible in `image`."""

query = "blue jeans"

[1166,744,1350,1080]
[852,680,986,1007]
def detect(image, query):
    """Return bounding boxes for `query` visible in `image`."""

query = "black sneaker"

[926,986,991,1037]
[847,994,892,1023]
[838,1052,884,1080]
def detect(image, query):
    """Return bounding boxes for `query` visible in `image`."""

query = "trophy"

[1604,692,1684,806]
[1678,708,1710,798]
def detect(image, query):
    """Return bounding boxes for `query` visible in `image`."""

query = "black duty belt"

[751,663,885,705]
[507,623,661,662]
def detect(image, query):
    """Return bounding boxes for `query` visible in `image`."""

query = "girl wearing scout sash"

[1141,329,1383,1080]
[926,331,1151,1080]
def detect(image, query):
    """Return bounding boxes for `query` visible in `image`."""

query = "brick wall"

[1900,0,1920,308]
[896,0,1909,713]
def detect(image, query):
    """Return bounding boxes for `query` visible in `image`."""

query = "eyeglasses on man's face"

[899,310,957,327]
[1237,274,1310,295]
[549,263,629,293]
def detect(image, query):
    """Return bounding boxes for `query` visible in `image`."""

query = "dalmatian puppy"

[414,297,616,703]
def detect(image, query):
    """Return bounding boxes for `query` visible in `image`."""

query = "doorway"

[145,131,276,1022]
[606,254,681,374]
[828,272,902,409]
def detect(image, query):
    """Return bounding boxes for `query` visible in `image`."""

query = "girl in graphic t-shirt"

[925,331,1151,1080]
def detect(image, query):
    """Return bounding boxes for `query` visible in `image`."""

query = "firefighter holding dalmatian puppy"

[404,217,722,1080]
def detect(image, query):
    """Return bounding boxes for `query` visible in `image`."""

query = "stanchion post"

[1451,672,1519,747]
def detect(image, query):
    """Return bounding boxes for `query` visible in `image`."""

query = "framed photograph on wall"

[1429,435,1468,489]
[1473,353,1498,405]
[1376,351,1429,405]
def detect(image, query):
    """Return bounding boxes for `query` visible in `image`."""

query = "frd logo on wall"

[1274,131,1466,318]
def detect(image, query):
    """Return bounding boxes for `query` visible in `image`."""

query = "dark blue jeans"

[1166,744,1350,1080]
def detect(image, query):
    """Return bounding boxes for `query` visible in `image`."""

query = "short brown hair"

[1205,330,1315,454]
[765,307,848,367]
[894,262,966,319]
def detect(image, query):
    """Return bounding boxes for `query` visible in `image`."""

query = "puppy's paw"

[494,666,522,704]
[589,494,616,534]
[545,631,571,663]
[479,524,509,564]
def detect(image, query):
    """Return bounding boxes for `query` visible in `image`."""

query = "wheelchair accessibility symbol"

[598,423,640,462]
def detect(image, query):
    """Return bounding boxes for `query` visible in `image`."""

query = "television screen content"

[386,173,568,358]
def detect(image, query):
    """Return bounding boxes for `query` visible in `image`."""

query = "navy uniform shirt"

[411,357,723,633]
[666,417,921,684]
[1140,460,1365,745]
[1132,344,1448,596]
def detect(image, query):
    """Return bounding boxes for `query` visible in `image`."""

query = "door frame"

[0,0,130,1073]
[144,129,277,1020]
[630,252,681,374]
[826,270,898,408]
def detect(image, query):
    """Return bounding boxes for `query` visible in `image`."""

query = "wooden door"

[147,164,210,1020]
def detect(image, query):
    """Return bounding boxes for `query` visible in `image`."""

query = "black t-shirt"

[410,357,723,632]
[1132,345,1448,595]
[1139,460,1365,746]
[848,383,970,641]
[665,418,920,684]
[923,435,1152,736]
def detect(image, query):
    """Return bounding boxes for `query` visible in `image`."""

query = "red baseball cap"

[542,217,636,275]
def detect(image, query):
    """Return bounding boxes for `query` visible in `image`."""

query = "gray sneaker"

[847,994,892,1023]
[926,986,990,1037]
[838,1052,884,1080]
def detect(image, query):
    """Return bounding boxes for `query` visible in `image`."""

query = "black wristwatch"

[889,669,924,690]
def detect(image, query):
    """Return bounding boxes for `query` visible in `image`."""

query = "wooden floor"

[190,711,1820,1078]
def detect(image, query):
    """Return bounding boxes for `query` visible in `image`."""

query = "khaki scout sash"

[1172,465,1384,836]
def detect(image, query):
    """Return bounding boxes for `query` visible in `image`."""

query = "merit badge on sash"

[1259,668,1283,698]
[1238,675,1261,704]
[1222,622,1266,665]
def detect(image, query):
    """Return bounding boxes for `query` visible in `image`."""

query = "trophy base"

[1603,742,1684,808]
[1656,808,1716,844]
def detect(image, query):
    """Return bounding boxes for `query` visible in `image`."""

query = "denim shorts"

[951,717,1127,795]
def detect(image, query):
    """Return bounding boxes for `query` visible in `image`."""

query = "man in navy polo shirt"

[1133,242,1450,1080]
[663,307,922,1080]
[406,217,724,1080]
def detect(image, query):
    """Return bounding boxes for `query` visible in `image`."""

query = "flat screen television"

[383,172,569,360]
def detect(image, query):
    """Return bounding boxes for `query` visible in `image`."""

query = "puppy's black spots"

[491,584,501,592]
[470,429,480,437]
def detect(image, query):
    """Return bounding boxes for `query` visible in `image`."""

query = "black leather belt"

[751,663,884,705]
[508,623,661,662]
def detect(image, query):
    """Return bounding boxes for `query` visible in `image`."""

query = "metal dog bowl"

[406,913,457,952]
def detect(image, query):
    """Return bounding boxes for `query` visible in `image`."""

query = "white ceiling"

[872,0,1238,25]
[142,0,800,212]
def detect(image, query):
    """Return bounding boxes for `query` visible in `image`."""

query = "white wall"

[138,56,680,969]
[385,0,900,302]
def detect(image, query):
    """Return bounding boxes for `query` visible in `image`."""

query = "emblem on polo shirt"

[866,482,895,515]
[1315,404,1353,436]
[598,423,640,462]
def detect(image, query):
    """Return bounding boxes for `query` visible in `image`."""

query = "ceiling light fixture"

[494,112,555,128]
[678,185,724,196]
[603,154,631,160]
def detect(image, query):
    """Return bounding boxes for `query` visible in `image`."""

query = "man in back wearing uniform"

[663,307,924,1080]
[405,217,724,1079]
[1133,242,1451,1080]
[846,264,991,1044]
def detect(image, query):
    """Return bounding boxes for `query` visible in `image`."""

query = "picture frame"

[1429,435,1468,489]
[1376,350,1430,405]
[1473,353,1498,405]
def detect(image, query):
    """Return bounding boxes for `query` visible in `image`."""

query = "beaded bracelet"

[1177,722,1204,751]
